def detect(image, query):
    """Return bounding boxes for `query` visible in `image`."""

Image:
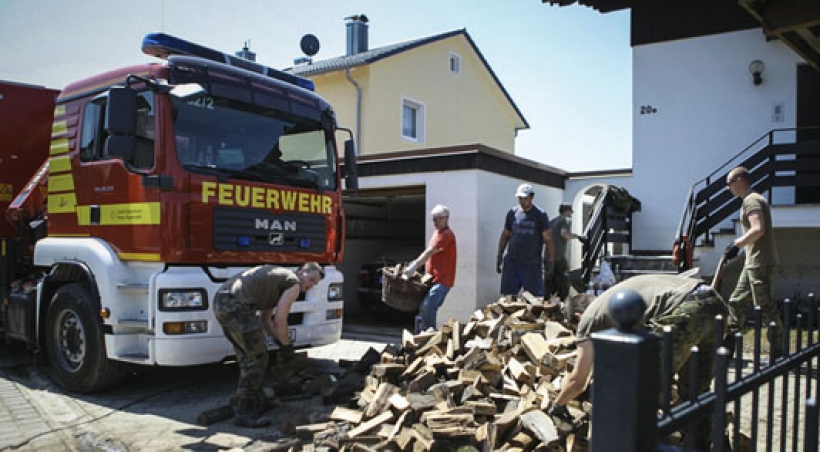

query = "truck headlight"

[326,308,343,320]
[328,283,343,301]
[159,289,207,311]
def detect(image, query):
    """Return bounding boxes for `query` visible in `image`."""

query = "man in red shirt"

[405,204,457,330]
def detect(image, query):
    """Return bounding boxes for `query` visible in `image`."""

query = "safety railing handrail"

[674,126,820,267]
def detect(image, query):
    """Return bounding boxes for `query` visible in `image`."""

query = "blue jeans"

[500,257,545,296]
[419,283,451,331]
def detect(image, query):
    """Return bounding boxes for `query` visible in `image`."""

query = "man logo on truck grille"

[269,232,284,246]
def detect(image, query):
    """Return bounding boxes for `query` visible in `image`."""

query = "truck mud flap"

[4,291,37,345]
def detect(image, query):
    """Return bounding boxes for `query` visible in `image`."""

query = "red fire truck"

[0,33,357,393]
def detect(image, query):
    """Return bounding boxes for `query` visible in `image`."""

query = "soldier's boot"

[233,398,271,428]
[254,396,278,416]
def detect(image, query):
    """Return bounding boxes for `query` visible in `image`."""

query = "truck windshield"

[171,93,337,190]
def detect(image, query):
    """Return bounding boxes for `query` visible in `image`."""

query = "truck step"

[116,352,150,361]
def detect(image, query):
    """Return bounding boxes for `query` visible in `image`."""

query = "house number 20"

[640,105,657,114]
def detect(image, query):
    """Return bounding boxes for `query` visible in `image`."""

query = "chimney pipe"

[345,14,369,55]
[235,40,256,61]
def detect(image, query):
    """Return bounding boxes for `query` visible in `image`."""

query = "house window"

[449,53,461,74]
[402,98,425,142]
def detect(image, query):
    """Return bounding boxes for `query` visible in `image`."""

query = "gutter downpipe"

[344,68,362,155]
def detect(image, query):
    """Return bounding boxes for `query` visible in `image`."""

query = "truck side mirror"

[105,136,136,161]
[105,86,138,161]
[344,139,358,193]
[106,86,137,135]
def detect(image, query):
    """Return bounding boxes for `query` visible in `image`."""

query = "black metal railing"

[581,186,639,286]
[591,292,820,451]
[674,128,820,271]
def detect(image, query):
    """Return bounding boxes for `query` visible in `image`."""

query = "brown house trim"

[352,144,566,189]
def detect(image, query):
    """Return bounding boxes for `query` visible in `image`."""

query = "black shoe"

[721,334,737,359]
[254,397,278,416]
[233,399,271,428]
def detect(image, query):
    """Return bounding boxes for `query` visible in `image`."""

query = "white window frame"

[449,52,461,74]
[401,97,425,143]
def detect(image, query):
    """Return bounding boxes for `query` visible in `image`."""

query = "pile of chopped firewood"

[290,292,594,451]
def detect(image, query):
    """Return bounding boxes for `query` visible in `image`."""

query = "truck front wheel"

[45,283,125,393]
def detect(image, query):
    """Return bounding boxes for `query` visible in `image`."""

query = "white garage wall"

[357,169,563,327]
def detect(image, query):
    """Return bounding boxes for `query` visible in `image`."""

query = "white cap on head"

[515,183,535,198]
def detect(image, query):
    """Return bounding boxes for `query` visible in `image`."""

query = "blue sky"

[0,0,632,172]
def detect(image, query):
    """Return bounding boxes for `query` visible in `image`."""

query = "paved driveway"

[0,323,402,451]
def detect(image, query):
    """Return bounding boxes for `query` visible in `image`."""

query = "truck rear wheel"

[45,283,125,393]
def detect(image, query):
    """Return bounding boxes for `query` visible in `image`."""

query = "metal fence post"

[590,290,660,452]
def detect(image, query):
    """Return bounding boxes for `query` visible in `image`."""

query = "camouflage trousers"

[649,284,728,397]
[649,284,729,449]
[214,292,269,403]
[729,265,782,356]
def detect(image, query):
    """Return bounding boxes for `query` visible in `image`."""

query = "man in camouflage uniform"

[550,274,731,449]
[214,262,324,428]
[724,165,782,357]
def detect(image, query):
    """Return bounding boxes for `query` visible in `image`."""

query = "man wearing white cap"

[496,183,554,297]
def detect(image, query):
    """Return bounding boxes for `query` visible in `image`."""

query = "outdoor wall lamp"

[749,60,765,86]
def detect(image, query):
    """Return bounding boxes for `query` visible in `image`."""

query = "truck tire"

[45,283,125,393]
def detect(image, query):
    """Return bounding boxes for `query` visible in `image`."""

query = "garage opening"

[340,186,427,327]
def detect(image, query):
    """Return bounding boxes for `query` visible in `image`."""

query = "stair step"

[617,269,678,276]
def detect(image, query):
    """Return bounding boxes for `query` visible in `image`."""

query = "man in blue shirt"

[496,183,554,297]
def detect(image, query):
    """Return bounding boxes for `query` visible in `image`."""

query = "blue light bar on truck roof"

[141,32,315,91]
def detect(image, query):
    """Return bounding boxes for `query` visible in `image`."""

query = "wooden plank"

[408,391,437,412]
[445,338,455,360]
[464,401,497,416]
[462,319,477,338]
[410,423,435,451]
[407,369,436,393]
[295,421,335,435]
[400,356,425,379]
[425,413,479,437]
[371,363,407,379]
[510,431,535,449]
[452,320,462,353]
[507,356,532,383]
[458,369,485,385]
[519,291,542,305]
[387,411,409,443]
[479,422,497,452]
[402,329,416,349]
[346,411,395,439]
[331,406,363,424]
[543,321,572,340]
[519,409,560,445]
[521,332,550,364]
[389,392,410,412]
[364,382,399,419]
[396,427,415,451]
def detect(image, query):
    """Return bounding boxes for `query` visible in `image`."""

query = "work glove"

[275,339,296,364]
[496,255,503,274]
[543,259,553,274]
[403,261,419,278]
[547,403,573,424]
[724,243,740,261]
[578,234,589,245]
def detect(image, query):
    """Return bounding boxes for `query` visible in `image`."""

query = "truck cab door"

[61,88,161,257]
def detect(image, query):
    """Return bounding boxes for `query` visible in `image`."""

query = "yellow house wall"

[306,35,521,156]
[307,69,370,148]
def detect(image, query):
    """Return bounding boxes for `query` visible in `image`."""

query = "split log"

[520,409,560,445]
[346,411,395,439]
